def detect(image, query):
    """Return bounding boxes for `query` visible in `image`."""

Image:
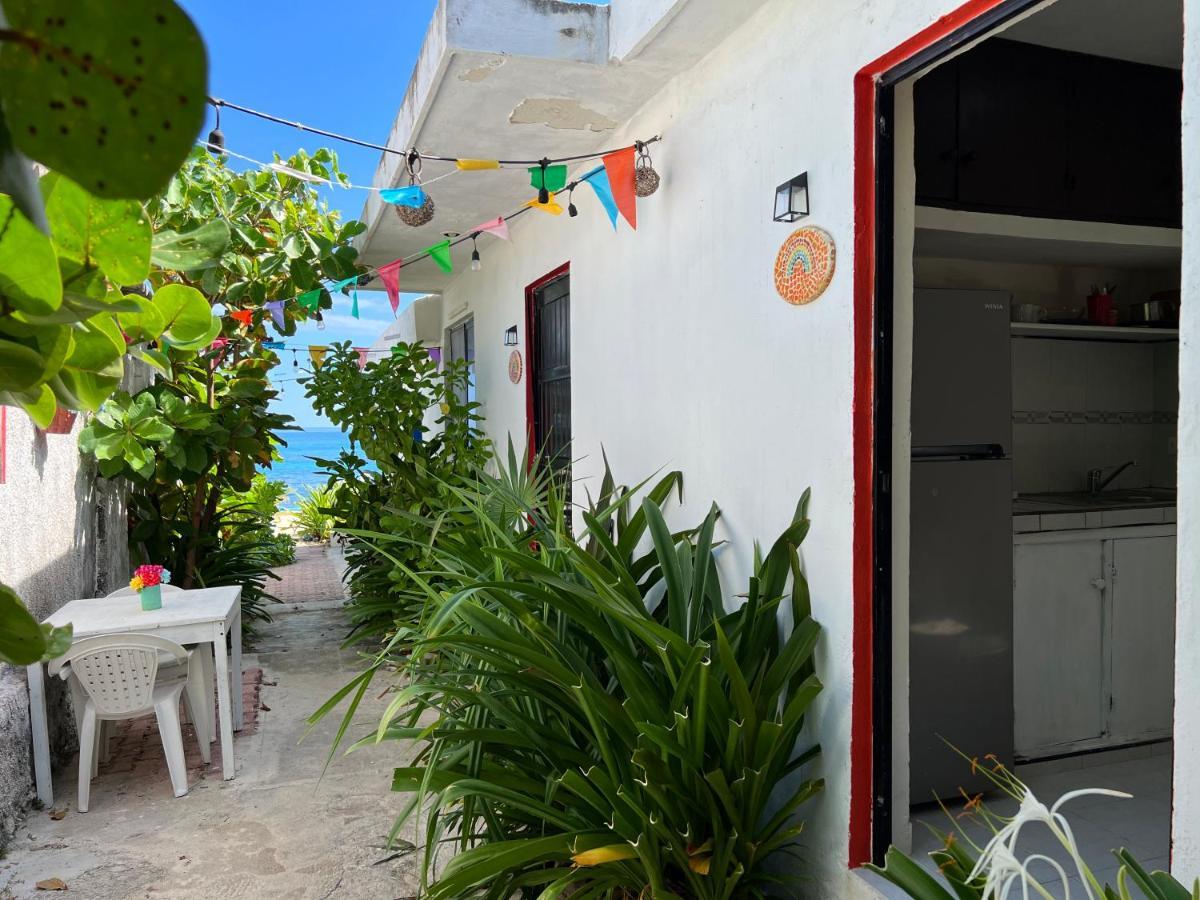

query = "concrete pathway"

[271,543,349,612]
[0,602,419,897]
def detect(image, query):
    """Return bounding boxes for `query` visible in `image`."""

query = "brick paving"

[270,542,348,608]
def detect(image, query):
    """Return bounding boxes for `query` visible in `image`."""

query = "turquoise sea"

[271,427,364,509]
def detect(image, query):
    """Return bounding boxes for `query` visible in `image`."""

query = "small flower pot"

[140,584,162,611]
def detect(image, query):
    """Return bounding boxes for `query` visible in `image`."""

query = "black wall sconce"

[773,172,809,222]
[503,325,519,346]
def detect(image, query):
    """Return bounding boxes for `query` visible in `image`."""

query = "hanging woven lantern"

[395,148,435,227]
[634,142,660,197]
[394,193,435,227]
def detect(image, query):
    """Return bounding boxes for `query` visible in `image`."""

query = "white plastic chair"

[103,585,216,746]
[49,634,209,811]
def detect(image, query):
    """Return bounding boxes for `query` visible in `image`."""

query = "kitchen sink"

[1015,488,1176,511]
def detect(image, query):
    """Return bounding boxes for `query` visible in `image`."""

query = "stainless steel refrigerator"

[909,288,1014,803]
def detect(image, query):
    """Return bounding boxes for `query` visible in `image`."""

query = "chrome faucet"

[1086,459,1137,496]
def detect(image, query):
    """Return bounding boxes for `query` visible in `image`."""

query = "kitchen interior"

[904,0,1182,884]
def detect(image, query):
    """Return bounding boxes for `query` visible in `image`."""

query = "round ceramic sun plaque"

[508,350,523,384]
[774,226,836,305]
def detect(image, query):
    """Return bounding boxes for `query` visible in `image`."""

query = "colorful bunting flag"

[263,341,284,350]
[427,240,453,274]
[529,164,568,193]
[456,158,500,170]
[308,346,327,370]
[526,196,564,216]
[330,276,360,320]
[355,347,370,370]
[298,289,322,312]
[377,260,402,314]
[580,166,619,230]
[602,146,637,230]
[268,162,325,184]
[230,309,254,327]
[474,216,509,240]
[264,300,286,331]
[380,185,428,208]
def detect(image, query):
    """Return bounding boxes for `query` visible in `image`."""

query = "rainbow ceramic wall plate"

[774,226,836,305]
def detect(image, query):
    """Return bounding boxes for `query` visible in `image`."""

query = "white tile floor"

[910,744,1172,897]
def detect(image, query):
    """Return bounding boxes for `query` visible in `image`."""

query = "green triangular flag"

[350,289,359,319]
[529,164,567,193]
[427,239,453,274]
[298,289,321,312]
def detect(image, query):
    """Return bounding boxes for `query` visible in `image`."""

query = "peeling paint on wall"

[458,57,506,82]
[509,97,617,132]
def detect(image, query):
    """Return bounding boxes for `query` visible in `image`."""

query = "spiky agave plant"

[314,446,824,899]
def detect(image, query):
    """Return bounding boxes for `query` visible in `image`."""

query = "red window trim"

[849,0,1016,869]
[522,262,570,467]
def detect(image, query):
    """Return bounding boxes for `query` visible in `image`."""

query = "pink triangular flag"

[355,347,370,370]
[377,260,401,314]
[475,216,509,241]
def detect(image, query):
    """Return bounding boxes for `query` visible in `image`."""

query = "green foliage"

[315,449,824,898]
[294,485,337,543]
[0,0,207,204]
[0,0,207,667]
[147,147,366,327]
[0,582,71,665]
[303,340,490,637]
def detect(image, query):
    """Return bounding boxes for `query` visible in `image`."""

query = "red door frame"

[849,0,1037,868]
[523,262,571,464]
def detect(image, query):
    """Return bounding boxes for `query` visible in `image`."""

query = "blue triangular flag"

[581,165,618,231]
[380,185,428,208]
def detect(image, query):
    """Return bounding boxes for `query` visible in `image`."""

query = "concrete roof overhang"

[355,0,768,292]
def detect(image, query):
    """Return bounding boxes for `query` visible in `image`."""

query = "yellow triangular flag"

[308,345,327,370]
[456,158,501,170]
[526,196,564,215]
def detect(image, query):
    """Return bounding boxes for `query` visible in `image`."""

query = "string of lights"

[207,96,661,166]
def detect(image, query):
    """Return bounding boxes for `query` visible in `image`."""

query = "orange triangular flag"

[230,309,254,327]
[602,146,637,230]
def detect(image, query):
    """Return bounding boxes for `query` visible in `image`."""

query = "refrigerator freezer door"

[909,457,1014,802]
[912,289,1012,450]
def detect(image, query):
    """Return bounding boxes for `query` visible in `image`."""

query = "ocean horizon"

[269,427,367,509]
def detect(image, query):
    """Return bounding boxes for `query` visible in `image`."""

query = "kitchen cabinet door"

[1067,57,1182,226]
[1108,535,1176,740]
[1013,540,1106,757]
[956,40,1070,216]
[914,59,959,205]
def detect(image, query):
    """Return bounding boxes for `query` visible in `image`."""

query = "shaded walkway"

[0,604,418,899]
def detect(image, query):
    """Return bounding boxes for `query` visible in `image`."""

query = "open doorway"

[871,0,1183,883]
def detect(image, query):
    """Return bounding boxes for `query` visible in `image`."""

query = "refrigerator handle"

[912,443,1007,460]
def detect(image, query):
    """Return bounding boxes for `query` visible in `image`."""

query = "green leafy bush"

[294,485,338,543]
[303,340,490,638]
[316,449,824,898]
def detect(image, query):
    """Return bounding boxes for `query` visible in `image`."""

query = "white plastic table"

[27,586,244,807]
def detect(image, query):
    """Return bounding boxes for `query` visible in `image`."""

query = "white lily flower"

[967,785,1133,899]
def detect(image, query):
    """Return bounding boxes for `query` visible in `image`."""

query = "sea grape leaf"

[0,109,47,233]
[0,194,62,315]
[0,0,208,199]
[18,383,57,428]
[151,220,230,271]
[0,336,46,392]
[0,582,48,665]
[117,294,165,343]
[152,283,212,343]
[41,173,151,285]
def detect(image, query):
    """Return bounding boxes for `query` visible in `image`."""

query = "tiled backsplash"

[1012,340,1178,493]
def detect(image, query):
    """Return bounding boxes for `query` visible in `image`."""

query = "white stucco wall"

[1173,0,1199,877]
[0,410,128,849]
[422,1,1010,892]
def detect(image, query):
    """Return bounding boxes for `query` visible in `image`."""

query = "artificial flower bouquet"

[130,564,171,610]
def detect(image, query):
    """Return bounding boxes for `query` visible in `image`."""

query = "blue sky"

[178,0,439,427]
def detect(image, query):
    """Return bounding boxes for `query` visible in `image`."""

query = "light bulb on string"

[292,349,299,368]
[206,104,226,157]
[470,234,481,272]
[567,186,578,218]
[315,309,326,331]
[537,158,550,205]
